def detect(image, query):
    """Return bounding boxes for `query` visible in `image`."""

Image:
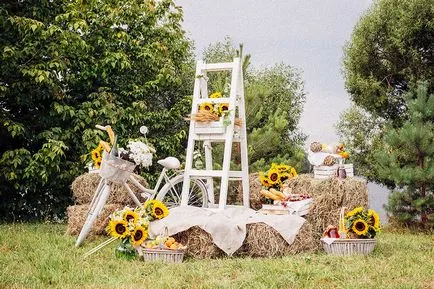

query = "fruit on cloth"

[323,155,336,166]
[310,142,322,152]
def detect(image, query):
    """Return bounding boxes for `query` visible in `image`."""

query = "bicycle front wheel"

[156,175,208,208]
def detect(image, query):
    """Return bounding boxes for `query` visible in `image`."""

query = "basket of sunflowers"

[321,207,381,255]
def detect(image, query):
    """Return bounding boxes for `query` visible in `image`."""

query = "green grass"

[0,223,433,289]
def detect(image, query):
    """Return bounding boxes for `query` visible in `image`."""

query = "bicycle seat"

[157,157,181,169]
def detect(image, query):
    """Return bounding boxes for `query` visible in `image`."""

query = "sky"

[176,0,373,145]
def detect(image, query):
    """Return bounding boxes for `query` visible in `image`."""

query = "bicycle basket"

[99,152,136,183]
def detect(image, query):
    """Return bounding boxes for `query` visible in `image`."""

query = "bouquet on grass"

[106,200,169,259]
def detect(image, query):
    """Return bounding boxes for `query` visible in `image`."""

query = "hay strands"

[185,110,243,126]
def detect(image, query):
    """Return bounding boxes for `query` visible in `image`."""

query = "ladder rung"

[187,169,244,179]
[194,134,241,142]
[196,98,232,104]
[201,62,234,71]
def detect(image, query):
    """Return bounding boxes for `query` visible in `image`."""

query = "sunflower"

[352,219,369,236]
[279,172,291,183]
[91,149,101,161]
[107,220,130,239]
[199,102,214,111]
[209,92,222,98]
[124,210,139,224]
[276,164,290,173]
[130,226,148,246]
[289,167,298,177]
[267,168,280,184]
[151,200,169,220]
[94,159,102,169]
[259,172,272,188]
[368,209,381,229]
[347,207,363,217]
[218,103,229,115]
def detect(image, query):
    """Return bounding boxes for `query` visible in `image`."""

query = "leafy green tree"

[0,0,193,220]
[343,0,433,122]
[374,84,434,227]
[201,38,306,172]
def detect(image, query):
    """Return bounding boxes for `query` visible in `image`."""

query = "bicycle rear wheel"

[156,175,208,208]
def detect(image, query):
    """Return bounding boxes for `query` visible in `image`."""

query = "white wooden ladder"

[181,57,249,209]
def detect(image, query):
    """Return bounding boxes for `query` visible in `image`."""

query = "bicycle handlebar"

[95,124,107,131]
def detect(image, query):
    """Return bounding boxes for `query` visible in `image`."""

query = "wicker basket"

[142,249,185,263]
[99,152,136,184]
[321,238,376,255]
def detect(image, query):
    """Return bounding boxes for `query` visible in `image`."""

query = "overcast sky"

[176,0,373,145]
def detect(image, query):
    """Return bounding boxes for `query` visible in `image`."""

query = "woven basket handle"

[338,207,347,238]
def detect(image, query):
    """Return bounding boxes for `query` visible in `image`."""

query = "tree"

[336,106,394,186]
[373,84,434,227]
[201,38,306,172]
[343,0,433,122]
[0,0,193,220]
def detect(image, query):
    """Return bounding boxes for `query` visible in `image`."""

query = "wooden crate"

[313,164,354,179]
[195,121,226,134]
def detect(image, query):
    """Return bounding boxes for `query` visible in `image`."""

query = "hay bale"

[71,172,148,205]
[66,203,124,237]
[172,226,225,259]
[285,174,368,241]
[236,221,318,257]
[172,222,316,259]
[239,173,368,248]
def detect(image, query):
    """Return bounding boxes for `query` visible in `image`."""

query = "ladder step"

[187,169,244,179]
[194,134,241,142]
[201,62,234,72]
[197,98,232,104]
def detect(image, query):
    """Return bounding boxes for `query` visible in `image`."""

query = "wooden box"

[194,121,226,134]
[313,164,354,179]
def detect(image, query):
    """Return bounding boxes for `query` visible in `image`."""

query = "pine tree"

[374,83,434,227]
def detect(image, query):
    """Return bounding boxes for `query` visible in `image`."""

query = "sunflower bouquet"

[340,207,381,239]
[259,163,298,203]
[106,200,169,259]
[187,91,242,127]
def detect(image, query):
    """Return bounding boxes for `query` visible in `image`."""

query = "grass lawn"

[0,223,433,289]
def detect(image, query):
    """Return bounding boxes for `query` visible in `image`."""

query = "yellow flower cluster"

[259,163,298,189]
[106,200,169,246]
[198,92,229,117]
[343,207,381,238]
[91,143,104,169]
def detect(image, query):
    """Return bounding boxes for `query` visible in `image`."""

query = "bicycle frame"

[128,167,181,201]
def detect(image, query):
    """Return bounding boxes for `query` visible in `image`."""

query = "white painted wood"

[181,58,249,209]
[203,141,214,204]
[313,164,354,179]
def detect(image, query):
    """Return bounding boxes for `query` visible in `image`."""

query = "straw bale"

[235,221,317,257]
[71,172,148,205]
[284,174,368,241]
[66,203,124,237]
[171,221,316,259]
[236,173,368,250]
[172,226,225,259]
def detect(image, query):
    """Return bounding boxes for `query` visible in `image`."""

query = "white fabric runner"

[149,206,306,255]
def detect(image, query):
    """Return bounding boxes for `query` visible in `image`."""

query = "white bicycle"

[75,125,209,247]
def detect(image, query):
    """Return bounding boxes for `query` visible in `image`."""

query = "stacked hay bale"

[176,173,367,258]
[66,172,148,238]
